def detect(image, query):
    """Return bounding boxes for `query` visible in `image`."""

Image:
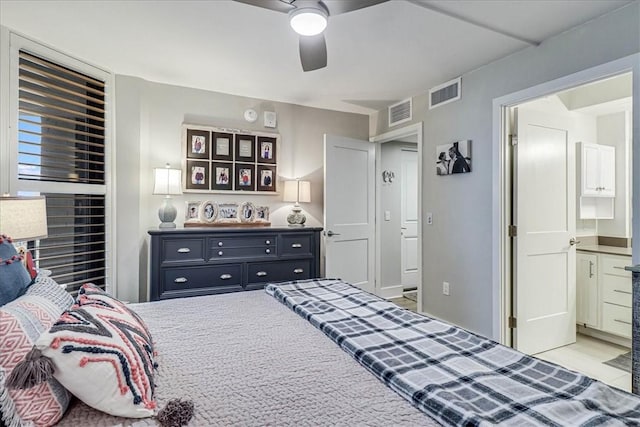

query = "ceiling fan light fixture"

[289,7,328,36]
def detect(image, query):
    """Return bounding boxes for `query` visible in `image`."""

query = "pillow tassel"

[156,398,194,427]
[6,346,55,389]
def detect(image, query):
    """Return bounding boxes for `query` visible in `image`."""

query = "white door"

[514,107,576,355]
[324,134,375,293]
[400,148,418,288]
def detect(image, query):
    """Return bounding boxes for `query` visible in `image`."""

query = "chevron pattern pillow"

[0,276,73,427]
[33,283,157,418]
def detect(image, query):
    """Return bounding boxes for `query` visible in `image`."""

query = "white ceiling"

[0,0,634,114]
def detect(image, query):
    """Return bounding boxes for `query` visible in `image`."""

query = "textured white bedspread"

[58,290,437,426]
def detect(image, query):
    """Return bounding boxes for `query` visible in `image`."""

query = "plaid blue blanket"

[266,278,640,426]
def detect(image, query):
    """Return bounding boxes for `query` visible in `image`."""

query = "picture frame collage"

[184,125,278,193]
[184,200,270,226]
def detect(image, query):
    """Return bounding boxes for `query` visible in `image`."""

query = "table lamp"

[153,164,182,229]
[283,179,311,227]
[0,195,48,256]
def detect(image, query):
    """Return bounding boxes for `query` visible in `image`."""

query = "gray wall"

[115,76,369,302]
[370,3,640,337]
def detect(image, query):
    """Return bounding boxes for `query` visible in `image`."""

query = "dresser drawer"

[602,303,632,338]
[280,234,313,256]
[601,255,632,278]
[162,238,205,264]
[602,274,632,307]
[209,235,277,249]
[247,259,312,284]
[209,246,277,260]
[163,265,242,293]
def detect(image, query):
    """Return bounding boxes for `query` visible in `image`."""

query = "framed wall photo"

[212,132,233,161]
[211,162,233,191]
[257,165,276,192]
[235,134,256,162]
[186,160,210,190]
[257,136,276,164]
[435,140,472,176]
[234,163,255,191]
[186,129,210,159]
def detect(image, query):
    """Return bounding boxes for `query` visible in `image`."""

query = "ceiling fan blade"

[233,0,294,13]
[323,0,388,15]
[299,34,327,72]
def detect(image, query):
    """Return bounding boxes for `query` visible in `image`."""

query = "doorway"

[497,70,634,391]
[371,123,423,312]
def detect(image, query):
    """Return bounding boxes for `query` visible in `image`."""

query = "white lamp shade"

[0,196,48,240]
[289,7,327,36]
[153,167,182,195]
[283,180,311,203]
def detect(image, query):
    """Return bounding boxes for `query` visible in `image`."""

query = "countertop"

[577,244,632,257]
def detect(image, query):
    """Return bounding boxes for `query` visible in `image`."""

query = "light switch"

[384,210,391,221]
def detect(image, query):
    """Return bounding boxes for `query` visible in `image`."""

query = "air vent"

[388,98,412,127]
[429,77,461,109]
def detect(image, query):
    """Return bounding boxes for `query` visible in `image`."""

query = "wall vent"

[388,98,412,127]
[429,77,461,109]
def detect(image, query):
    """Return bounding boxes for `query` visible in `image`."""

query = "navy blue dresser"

[148,227,322,301]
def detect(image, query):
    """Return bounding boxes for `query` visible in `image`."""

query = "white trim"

[371,122,423,312]
[492,54,640,344]
[388,98,413,127]
[0,26,11,194]
[429,76,461,109]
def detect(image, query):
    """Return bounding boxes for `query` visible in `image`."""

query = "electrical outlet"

[442,281,450,296]
[426,212,433,225]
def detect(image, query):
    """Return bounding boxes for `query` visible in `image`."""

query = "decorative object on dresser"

[183,201,271,227]
[153,164,183,229]
[283,179,311,227]
[148,227,322,300]
[183,124,279,194]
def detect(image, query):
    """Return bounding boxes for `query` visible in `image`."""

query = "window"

[4,35,112,295]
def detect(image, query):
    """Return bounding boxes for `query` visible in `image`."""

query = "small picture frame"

[212,132,233,161]
[199,200,218,223]
[255,206,270,223]
[217,203,239,223]
[436,140,472,176]
[186,129,210,160]
[212,162,233,191]
[239,202,255,223]
[234,163,255,191]
[186,160,209,190]
[257,165,276,192]
[257,136,276,164]
[185,201,202,224]
[235,134,256,162]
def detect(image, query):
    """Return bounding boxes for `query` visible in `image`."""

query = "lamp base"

[286,206,306,227]
[158,197,177,229]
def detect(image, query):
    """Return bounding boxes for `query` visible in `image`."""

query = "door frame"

[371,122,423,312]
[492,55,639,346]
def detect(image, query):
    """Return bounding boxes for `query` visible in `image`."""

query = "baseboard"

[378,284,403,299]
[577,325,631,349]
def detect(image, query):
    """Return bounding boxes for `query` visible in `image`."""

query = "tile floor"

[535,334,631,392]
[389,296,418,312]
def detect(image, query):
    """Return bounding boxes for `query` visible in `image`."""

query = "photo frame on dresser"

[182,125,279,194]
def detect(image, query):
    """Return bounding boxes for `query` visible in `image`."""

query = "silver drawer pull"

[614,319,631,325]
[177,248,191,253]
[265,240,271,245]
[613,289,632,295]
[265,249,271,254]
[220,274,232,280]
[174,277,188,284]
[256,271,268,277]
[218,251,224,256]
[218,242,223,247]
[291,243,302,248]
[613,266,626,270]
[293,268,304,274]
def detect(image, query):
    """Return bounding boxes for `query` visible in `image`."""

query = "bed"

[3,277,640,426]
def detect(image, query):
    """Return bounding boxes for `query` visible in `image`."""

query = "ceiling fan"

[234,0,388,71]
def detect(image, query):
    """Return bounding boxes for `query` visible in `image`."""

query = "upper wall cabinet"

[581,142,615,197]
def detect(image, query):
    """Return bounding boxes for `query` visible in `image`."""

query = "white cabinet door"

[598,145,616,197]
[581,143,601,196]
[576,252,599,328]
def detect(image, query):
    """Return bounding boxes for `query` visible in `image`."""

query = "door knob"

[326,230,341,237]
[569,238,581,246]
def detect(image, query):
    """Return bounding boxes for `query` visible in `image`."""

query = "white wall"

[115,76,369,302]
[370,2,640,338]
